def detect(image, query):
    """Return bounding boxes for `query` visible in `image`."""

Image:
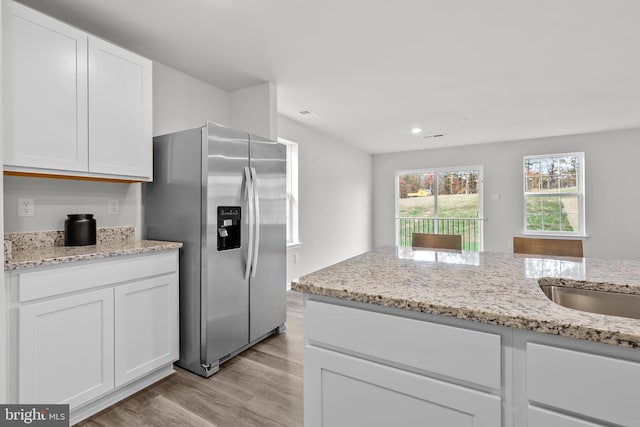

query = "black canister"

[64,214,97,246]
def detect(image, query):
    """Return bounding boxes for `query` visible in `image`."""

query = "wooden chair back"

[513,237,583,257]
[412,233,462,251]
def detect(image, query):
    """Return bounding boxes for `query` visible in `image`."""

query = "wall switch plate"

[293,253,299,264]
[108,199,120,215]
[18,198,35,217]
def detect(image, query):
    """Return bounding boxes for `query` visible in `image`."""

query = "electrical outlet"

[108,199,120,215]
[18,198,35,217]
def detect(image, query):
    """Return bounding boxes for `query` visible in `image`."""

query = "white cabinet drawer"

[305,346,501,427]
[527,342,640,426]
[18,252,177,302]
[305,300,501,389]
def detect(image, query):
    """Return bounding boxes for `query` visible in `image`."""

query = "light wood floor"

[78,291,304,427]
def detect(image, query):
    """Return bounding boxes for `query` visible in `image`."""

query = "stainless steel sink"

[540,285,640,319]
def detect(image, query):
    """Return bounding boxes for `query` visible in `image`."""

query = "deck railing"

[397,217,483,251]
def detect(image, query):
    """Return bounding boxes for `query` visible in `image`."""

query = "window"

[395,166,483,251]
[523,152,585,236]
[280,138,299,246]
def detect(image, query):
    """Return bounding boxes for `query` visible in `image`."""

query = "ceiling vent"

[298,110,319,117]
[423,134,444,139]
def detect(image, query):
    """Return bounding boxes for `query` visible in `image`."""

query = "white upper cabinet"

[2,0,153,181]
[3,0,88,172]
[88,36,152,179]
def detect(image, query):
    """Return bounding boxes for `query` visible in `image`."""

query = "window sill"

[521,232,589,239]
[287,242,303,250]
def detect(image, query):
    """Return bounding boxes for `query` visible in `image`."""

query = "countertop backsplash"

[4,226,136,265]
[5,226,135,252]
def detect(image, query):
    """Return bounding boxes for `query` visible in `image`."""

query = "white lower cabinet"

[306,346,501,427]
[7,250,179,424]
[115,275,178,387]
[304,300,502,427]
[18,288,115,408]
[305,298,640,427]
[525,342,640,427]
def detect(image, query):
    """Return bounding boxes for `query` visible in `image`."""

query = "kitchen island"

[293,247,640,427]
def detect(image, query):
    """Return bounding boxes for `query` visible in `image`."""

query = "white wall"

[230,82,277,140]
[279,115,373,282]
[3,176,140,232]
[3,62,231,235]
[373,128,640,260]
[153,62,229,135]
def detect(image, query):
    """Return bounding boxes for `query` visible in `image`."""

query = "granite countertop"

[4,227,182,271]
[292,246,640,349]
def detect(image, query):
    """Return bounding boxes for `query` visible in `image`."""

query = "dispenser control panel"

[217,206,241,251]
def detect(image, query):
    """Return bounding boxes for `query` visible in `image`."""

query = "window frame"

[522,152,586,237]
[279,138,300,247]
[394,165,484,250]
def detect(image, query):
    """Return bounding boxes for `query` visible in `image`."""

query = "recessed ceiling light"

[411,127,423,134]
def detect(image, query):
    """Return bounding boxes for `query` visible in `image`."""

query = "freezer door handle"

[244,166,255,281]
[250,167,260,277]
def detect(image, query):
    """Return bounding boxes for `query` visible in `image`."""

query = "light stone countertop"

[5,240,183,271]
[4,227,182,271]
[292,246,640,349]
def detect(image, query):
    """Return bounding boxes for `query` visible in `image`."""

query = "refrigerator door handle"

[250,167,260,277]
[244,166,255,281]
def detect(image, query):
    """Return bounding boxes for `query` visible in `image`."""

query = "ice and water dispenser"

[217,206,241,251]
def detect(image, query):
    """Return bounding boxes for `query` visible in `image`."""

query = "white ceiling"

[17,0,640,154]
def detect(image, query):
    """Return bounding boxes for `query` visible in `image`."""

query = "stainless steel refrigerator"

[144,121,286,377]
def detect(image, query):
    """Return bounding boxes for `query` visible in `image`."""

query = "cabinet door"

[527,342,640,426]
[529,406,603,427]
[114,275,178,387]
[3,0,88,172]
[88,36,152,180]
[18,288,114,409]
[305,346,501,427]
